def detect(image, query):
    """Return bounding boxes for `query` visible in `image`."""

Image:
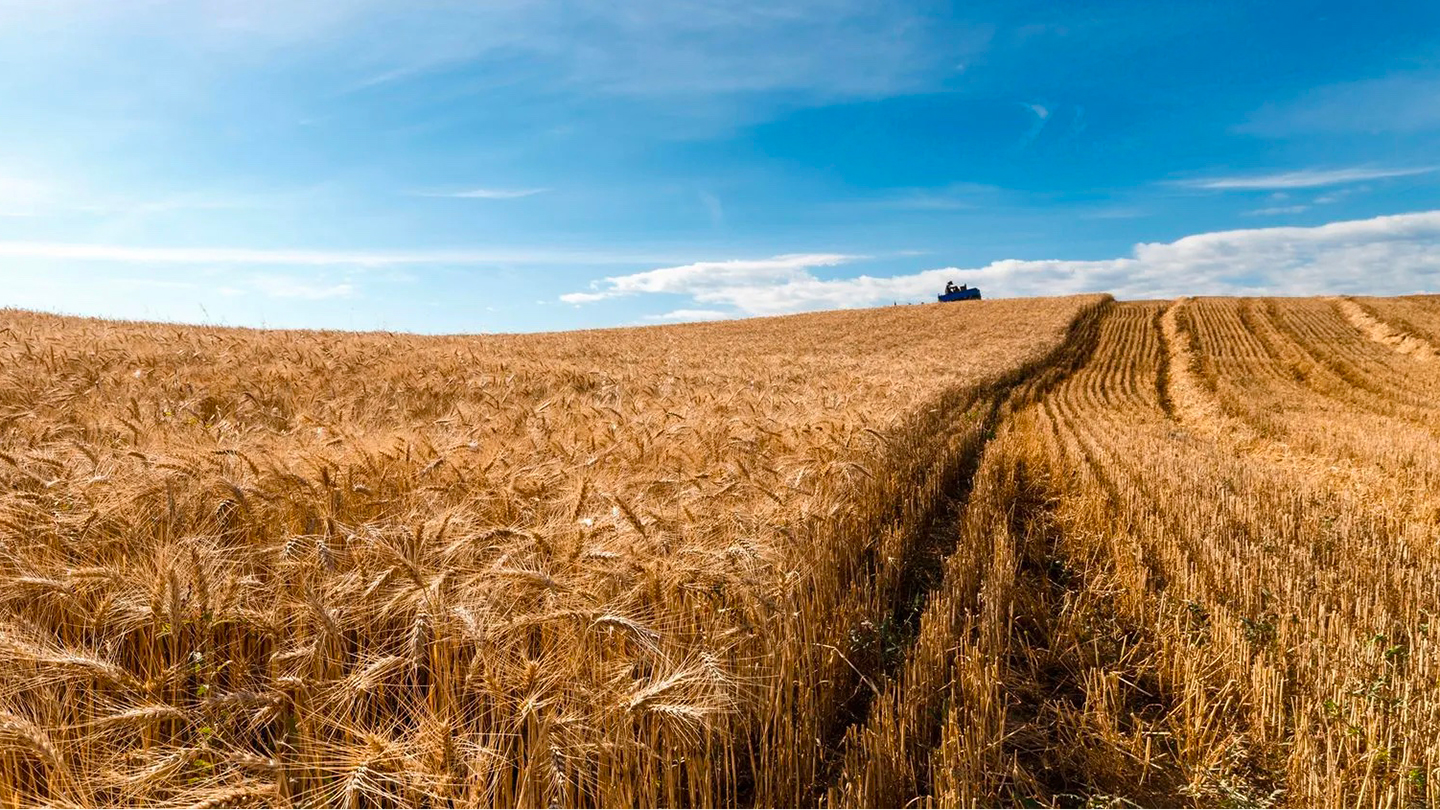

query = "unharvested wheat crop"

[0,298,1099,808]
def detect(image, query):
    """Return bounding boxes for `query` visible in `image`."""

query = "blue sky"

[1,1,1439,333]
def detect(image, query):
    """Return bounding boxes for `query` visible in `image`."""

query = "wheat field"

[0,294,1436,808]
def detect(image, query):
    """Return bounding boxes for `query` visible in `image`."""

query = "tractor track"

[801,297,1113,807]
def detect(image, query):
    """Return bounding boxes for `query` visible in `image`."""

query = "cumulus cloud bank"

[643,309,732,323]
[565,211,1440,318]
[559,253,860,304]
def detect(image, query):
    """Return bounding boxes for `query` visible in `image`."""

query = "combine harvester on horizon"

[938,280,982,302]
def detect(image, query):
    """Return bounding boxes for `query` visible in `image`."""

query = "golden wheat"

[5,293,1437,808]
[830,296,1440,807]
[0,298,1097,807]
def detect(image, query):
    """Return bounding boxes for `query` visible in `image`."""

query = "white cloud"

[620,253,856,292]
[562,253,861,305]
[415,188,549,199]
[642,308,732,323]
[560,291,617,304]
[1181,166,1436,190]
[563,254,860,304]
[570,211,1440,317]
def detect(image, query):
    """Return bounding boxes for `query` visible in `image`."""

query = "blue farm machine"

[938,281,981,302]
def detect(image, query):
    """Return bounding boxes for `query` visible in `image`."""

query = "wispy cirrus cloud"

[1244,204,1310,216]
[412,188,549,200]
[1241,74,1440,136]
[85,271,356,300]
[0,166,323,220]
[1179,166,1436,190]
[843,182,1002,213]
[248,274,356,300]
[0,1,991,158]
[563,211,1440,318]
[1015,101,1051,149]
[352,2,980,104]
[0,241,681,267]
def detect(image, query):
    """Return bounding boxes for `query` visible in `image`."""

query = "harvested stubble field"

[0,293,1437,808]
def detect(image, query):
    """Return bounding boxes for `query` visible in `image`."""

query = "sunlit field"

[0,295,1436,807]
